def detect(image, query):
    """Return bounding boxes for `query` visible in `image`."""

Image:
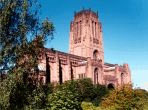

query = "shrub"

[101,84,147,110]
[81,102,96,110]
[77,78,96,101]
[81,102,103,110]
[92,84,109,106]
[43,82,54,95]
[54,78,96,103]
[46,86,82,109]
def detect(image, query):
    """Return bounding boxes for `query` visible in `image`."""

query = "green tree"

[0,0,54,74]
[0,36,47,109]
[0,0,55,109]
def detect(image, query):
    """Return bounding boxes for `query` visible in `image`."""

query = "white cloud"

[140,82,148,92]
[131,69,148,91]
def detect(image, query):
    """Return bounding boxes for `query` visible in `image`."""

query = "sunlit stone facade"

[39,8,132,88]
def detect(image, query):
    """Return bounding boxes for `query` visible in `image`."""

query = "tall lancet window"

[95,22,97,37]
[77,22,78,37]
[94,68,98,85]
[74,23,77,39]
[80,21,82,37]
[121,73,123,85]
[92,21,94,37]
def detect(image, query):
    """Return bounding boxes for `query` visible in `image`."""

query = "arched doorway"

[107,83,114,89]
[93,50,99,59]
[94,68,98,85]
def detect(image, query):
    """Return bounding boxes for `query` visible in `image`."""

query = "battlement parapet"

[74,8,98,20]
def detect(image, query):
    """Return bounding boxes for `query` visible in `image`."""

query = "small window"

[121,73,123,78]
[79,74,83,79]
[93,50,99,59]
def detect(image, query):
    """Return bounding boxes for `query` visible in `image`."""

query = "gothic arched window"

[77,22,78,37]
[80,20,82,37]
[93,50,99,59]
[92,21,94,36]
[121,73,123,85]
[94,68,98,85]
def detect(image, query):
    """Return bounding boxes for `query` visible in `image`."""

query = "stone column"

[74,22,77,40]
[96,22,98,38]
[115,64,118,75]
[124,63,132,84]
[69,22,74,54]
[67,55,71,81]
[100,67,104,85]
[53,51,59,83]
[86,57,92,80]
[115,64,120,87]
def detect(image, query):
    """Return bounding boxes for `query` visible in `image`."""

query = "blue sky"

[36,0,148,91]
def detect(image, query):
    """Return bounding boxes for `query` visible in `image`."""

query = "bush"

[81,102,103,110]
[54,78,96,103]
[76,78,96,101]
[81,102,96,110]
[44,78,109,109]
[56,78,109,107]
[43,82,54,95]
[92,84,109,107]
[101,84,147,110]
[46,86,82,109]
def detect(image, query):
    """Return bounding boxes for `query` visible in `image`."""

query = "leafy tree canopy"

[0,0,55,109]
[101,84,147,110]
[0,0,54,74]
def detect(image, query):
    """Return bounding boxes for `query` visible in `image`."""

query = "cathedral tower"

[69,7,104,63]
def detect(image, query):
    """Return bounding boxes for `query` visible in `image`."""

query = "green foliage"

[92,84,109,107]
[46,86,82,110]
[101,84,147,110]
[81,102,103,110]
[81,102,96,110]
[0,0,54,73]
[77,78,96,101]
[42,82,54,95]
[51,78,109,109]
[0,0,55,109]
[53,78,94,101]
[76,78,109,107]
[0,37,47,109]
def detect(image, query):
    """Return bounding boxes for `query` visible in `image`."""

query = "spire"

[83,6,84,10]
[74,10,76,15]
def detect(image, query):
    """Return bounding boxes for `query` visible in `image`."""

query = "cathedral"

[38,8,132,88]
